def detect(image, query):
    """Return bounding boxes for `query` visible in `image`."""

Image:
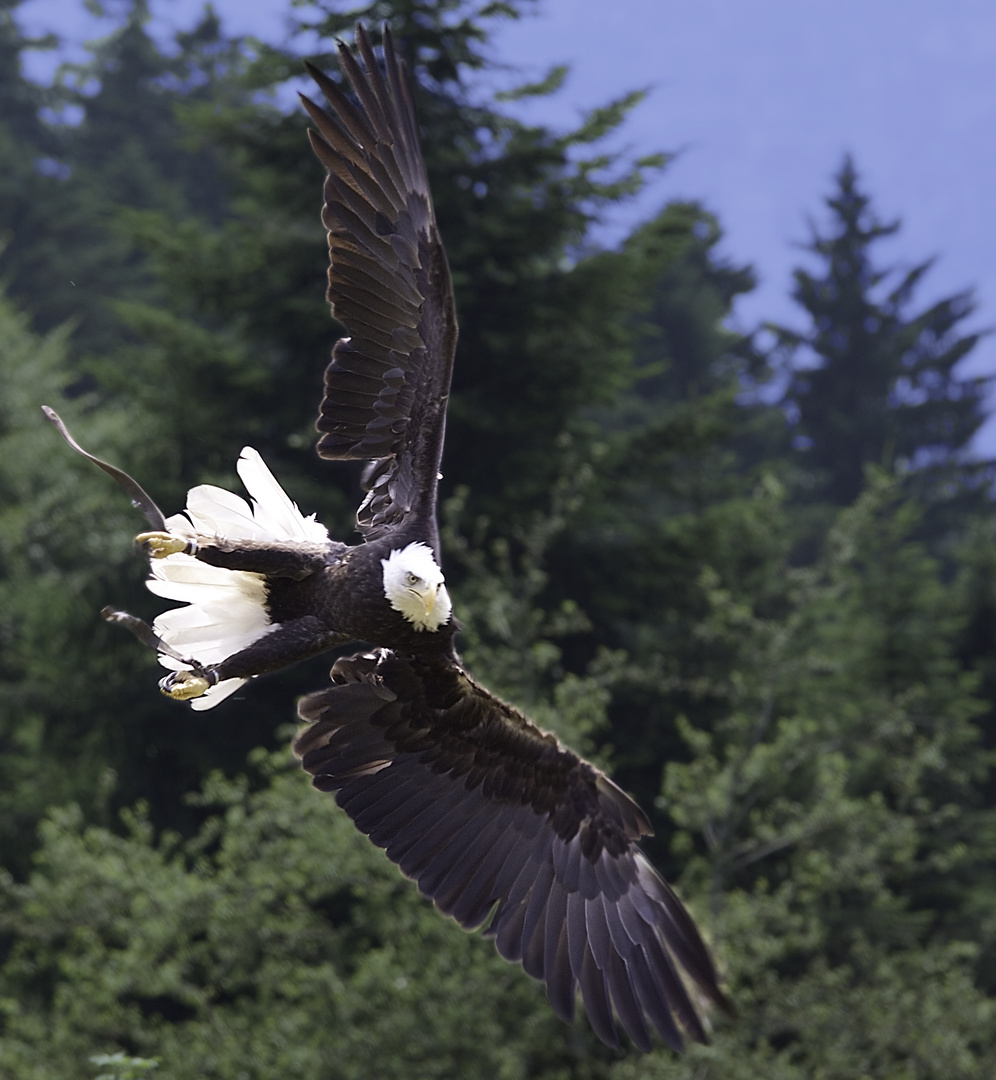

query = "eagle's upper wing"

[294,649,730,1052]
[301,26,457,549]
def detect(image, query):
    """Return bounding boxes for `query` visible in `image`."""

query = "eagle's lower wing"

[294,649,729,1051]
[302,26,457,549]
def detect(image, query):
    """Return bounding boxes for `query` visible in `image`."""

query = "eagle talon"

[159,670,212,701]
[137,531,196,558]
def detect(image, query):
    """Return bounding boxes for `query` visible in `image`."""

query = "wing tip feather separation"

[294,649,731,1053]
[302,23,456,541]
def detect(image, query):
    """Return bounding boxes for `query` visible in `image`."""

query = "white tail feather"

[174,484,264,540]
[237,448,328,542]
[148,449,327,709]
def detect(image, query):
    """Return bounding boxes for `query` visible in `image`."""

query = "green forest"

[2,0,995,1076]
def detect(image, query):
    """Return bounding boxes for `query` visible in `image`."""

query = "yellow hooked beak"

[407,584,437,617]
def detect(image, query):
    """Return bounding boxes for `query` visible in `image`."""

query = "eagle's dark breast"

[264,538,456,655]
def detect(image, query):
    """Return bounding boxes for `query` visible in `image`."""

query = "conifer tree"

[0,0,73,326]
[5,4,996,1074]
[1,0,242,358]
[777,157,991,520]
[540,203,778,830]
[624,474,996,1078]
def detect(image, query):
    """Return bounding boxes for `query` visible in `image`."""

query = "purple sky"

[17,0,996,452]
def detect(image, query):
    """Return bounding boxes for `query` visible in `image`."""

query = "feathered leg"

[137,531,337,579]
[139,532,347,706]
[160,615,346,701]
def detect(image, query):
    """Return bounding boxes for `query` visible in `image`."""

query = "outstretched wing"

[302,26,457,549]
[294,649,730,1052]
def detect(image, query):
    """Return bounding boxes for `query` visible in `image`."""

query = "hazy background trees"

[1,0,994,1076]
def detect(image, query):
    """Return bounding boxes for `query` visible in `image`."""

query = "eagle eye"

[406,572,422,586]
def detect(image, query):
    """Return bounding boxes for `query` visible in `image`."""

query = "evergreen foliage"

[1,0,994,1075]
[0,758,613,1079]
[776,157,992,520]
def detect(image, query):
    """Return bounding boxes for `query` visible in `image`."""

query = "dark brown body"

[188,531,459,685]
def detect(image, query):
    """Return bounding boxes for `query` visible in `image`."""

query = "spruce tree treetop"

[777,156,991,519]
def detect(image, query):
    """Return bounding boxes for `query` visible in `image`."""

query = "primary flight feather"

[45,24,730,1052]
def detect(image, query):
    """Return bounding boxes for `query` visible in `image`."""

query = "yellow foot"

[137,531,194,558]
[159,670,211,701]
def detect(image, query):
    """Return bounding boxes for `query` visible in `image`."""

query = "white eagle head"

[381,542,452,632]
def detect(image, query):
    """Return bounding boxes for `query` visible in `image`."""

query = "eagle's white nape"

[381,543,452,632]
[146,448,329,709]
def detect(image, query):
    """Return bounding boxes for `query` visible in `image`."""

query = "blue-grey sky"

[17,0,996,450]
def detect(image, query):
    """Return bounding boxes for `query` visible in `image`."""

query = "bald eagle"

[45,25,730,1052]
